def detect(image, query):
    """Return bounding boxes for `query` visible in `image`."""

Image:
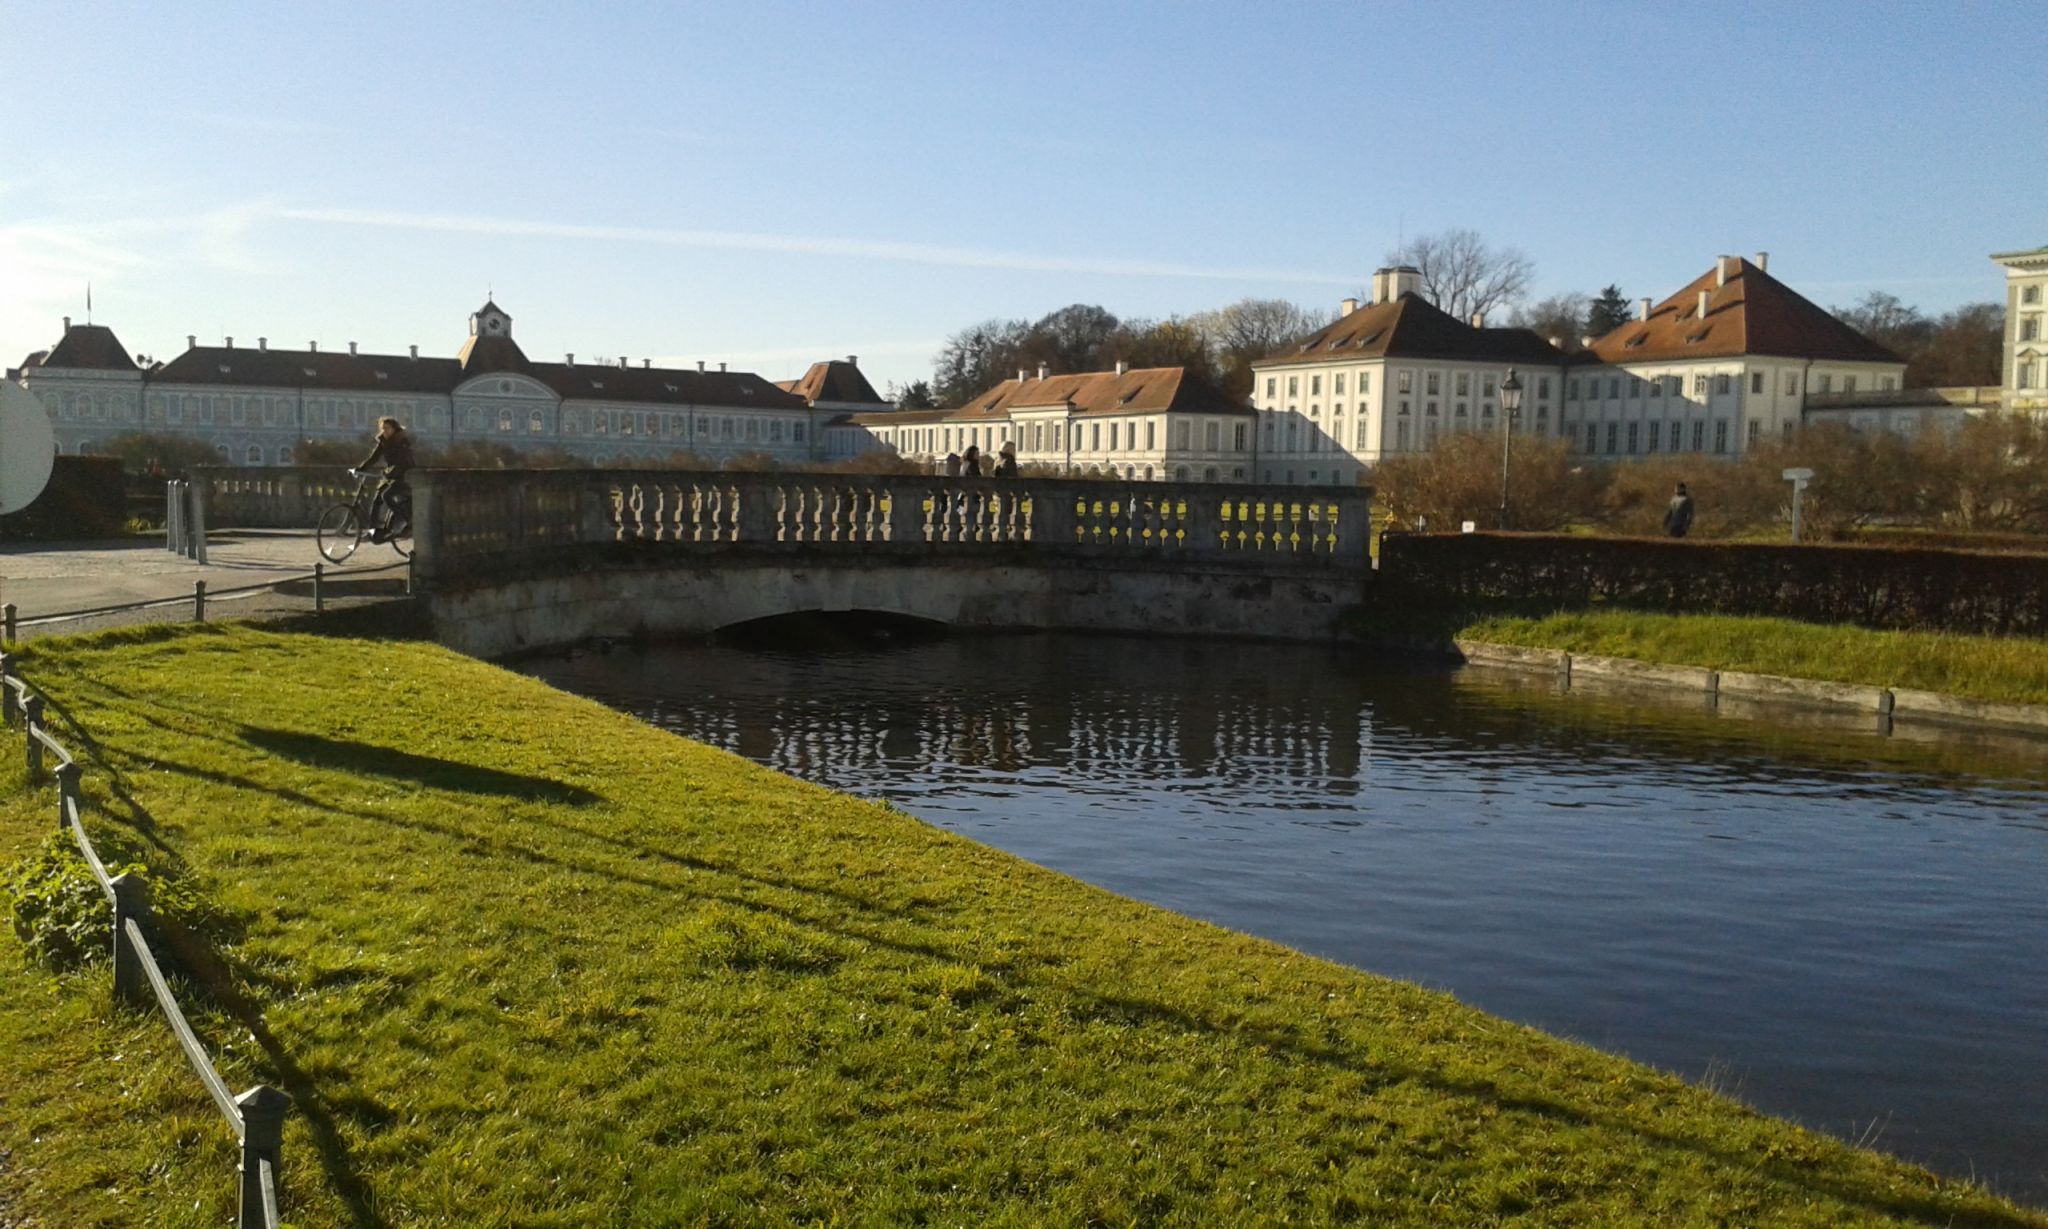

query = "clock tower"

[470,299,513,340]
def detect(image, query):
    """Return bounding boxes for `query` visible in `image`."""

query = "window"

[1287,376,1299,396]
[1455,402,1468,418]
[596,413,609,435]
[1360,371,1372,394]
[1355,420,1369,447]
[1426,371,1441,395]
[246,444,263,463]
[1395,422,1409,451]
[1608,377,1620,399]
[1174,421,1191,449]
[1748,419,1762,444]
[1693,374,1709,396]
[793,423,806,443]
[1265,377,1276,399]
[1692,421,1706,451]
[530,409,545,433]
[2019,362,2035,390]
[1333,374,1346,395]
[1538,376,1551,399]
[622,413,636,436]
[1204,421,1220,450]
[2024,286,2041,304]
[1091,423,1101,450]
[1204,466,1219,483]
[1426,401,1438,416]
[1310,375,1322,395]
[1715,374,1731,396]
[770,420,784,443]
[1881,377,1896,390]
[1714,420,1730,454]
[1233,423,1247,449]
[1398,371,1413,394]
[1482,374,1496,397]
[1626,422,1639,453]
[1747,371,1762,395]
[1145,420,1156,449]
[1605,423,1619,453]
[1647,421,1661,451]
[1455,372,1470,396]
[1567,378,1580,401]
[1398,399,1411,415]
[1817,374,1833,393]
[1109,423,1120,450]
[1629,376,1643,398]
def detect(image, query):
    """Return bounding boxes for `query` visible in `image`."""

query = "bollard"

[55,761,81,832]
[24,694,44,776]
[109,872,150,1008]
[2,602,15,644]
[190,484,208,565]
[194,580,206,624]
[236,1085,292,1229]
[0,652,14,725]
[313,562,324,615]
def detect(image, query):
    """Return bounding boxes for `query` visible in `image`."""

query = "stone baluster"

[737,481,775,542]
[887,480,927,544]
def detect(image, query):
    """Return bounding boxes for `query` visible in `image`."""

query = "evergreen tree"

[1585,284,1631,338]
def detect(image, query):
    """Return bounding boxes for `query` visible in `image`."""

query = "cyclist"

[356,417,416,543]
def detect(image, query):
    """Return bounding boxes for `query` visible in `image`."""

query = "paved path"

[0,531,412,642]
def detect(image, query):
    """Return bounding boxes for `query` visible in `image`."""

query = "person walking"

[961,445,983,477]
[1663,482,1696,539]
[993,442,1019,477]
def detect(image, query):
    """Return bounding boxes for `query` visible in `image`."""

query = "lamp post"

[1497,368,1524,529]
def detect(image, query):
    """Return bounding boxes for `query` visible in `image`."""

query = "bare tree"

[1190,298,1331,397]
[1385,229,1534,322]
[1507,292,1590,351]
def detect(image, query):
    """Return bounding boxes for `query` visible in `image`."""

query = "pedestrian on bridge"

[961,445,983,477]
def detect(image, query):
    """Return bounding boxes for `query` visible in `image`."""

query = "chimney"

[309,341,318,352]
[718,361,726,372]
[697,360,706,371]
[258,337,267,351]
[1716,255,1736,286]
[1017,368,1028,382]
[1115,359,1129,376]
[409,344,418,359]
[1470,312,1485,328]
[566,353,574,366]
[642,358,651,368]
[1697,290,1711,319]
[225,337,234,348]
[1390,265,1422,300]
[187,335,197,350]
[1036,363,1048,380]
[1341,297,1359,316]
[1638,297,1652,322]
[349,341,358,355]
[62,316,71,331]
[1755,250,1769,272]
[845,354,858,366]
[616,356,626,370]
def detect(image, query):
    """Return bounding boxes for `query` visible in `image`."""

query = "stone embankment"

[1446,638,2048,736]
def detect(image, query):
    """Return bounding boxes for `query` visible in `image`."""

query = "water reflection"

[521,633,2048,1205]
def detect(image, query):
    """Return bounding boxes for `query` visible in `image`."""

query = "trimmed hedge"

[0,456,128,540]
[1378,531,2048,636]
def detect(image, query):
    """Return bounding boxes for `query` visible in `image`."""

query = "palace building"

[11,300,866,468]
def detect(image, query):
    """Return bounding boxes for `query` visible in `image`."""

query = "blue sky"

[2,0,2036,395]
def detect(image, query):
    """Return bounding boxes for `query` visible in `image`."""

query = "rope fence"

[1,654,289,1228]
[2,555,412,643]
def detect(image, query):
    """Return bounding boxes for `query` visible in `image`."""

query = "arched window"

[215,444,230,459]
[279,447,294,464]
[1142,465,1153,480]
[1174,465,1189,482]
[1204,466,1219,482]
[246,444,263,464]
[498,408,513,432]
[530,409,545,433]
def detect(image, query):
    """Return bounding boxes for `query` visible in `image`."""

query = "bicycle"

[316,469,413,563]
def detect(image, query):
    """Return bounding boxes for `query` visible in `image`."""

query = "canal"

[518,629,2048,1205]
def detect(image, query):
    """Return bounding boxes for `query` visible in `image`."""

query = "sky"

[2,0,2038,396]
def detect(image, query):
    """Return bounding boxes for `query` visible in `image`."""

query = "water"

[518,631,2048,1205]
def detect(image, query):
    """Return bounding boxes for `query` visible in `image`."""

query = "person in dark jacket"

[994,442,1019,477]
[960,445,983,477]
[358,417,416,542]
[1663,482,1696,538]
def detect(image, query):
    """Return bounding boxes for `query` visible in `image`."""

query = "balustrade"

[399,469,1372,583]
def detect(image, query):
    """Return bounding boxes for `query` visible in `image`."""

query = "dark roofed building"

[780,357,887,408]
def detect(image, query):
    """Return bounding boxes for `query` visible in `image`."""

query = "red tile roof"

[779,359,885,405]
[949,367,1250,421]
[1256,294,1564,368]
[1587,258,1902,365]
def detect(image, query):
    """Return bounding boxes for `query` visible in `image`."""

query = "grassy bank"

[1,625,2041,1226]
[1445,610,2048,707]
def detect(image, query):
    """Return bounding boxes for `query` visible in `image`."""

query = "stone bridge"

[210,468,1377,656]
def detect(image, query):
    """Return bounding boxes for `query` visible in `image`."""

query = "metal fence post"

[55,761,81,832]
[166,481,181,553]
[313,563,324,615]
[0,653,14,724]
[109,872,150,1009]
[194,581,207,624]
[236,1085,291,1229]
[190,480,209,565]
[2,603,15,644]
[24,694,44,776]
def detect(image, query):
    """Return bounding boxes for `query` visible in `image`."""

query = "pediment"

[454,372,557,400]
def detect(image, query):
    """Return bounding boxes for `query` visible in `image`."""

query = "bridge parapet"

[411,469,1373,585]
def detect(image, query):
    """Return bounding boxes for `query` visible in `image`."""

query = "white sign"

[1782,467,1814,484]
[0,382,56,514]
[1461,520,1477,534]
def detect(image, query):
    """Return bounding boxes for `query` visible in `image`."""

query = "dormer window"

[302,367,317,377]
[664,383,678,393]
[1686,329,1710,344]
[375,372,388,381]
[591,380,604,390]
[217,365,231,374]
[1625,333,1647,348]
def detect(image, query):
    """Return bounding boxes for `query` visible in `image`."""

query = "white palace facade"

[12,300,889,468]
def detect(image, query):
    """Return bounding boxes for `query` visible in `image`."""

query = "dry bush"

[1371,430,1603,531]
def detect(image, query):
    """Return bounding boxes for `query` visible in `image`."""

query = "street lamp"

[1497,368,1524,528]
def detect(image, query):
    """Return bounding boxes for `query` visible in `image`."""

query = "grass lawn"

[1432,610,2048,708]
[1,624,2042,1226]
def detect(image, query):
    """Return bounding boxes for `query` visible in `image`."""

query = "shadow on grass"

[239,727,600,806]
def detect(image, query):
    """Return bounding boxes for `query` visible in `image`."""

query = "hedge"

[0,456,129,540]
[1377,531,2048,636]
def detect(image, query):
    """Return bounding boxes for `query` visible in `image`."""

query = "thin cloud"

[276,206,1355,286]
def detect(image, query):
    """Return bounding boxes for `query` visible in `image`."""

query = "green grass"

[1,624,2043,1226]
[1453,611,2048,707]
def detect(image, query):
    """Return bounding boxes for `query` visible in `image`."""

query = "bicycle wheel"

[316,503,363,563]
